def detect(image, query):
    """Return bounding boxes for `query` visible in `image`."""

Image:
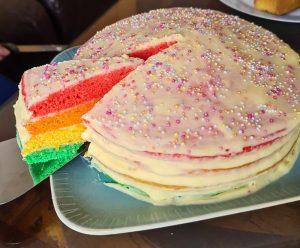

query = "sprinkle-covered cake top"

[83,8,300,156]
[75,8,297,61]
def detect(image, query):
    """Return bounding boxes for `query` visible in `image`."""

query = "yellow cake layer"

[22,124,85,156]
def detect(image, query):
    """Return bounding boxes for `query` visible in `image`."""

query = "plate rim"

[219,0,300,23]
[50,174,300,235]
[51,46,79,63]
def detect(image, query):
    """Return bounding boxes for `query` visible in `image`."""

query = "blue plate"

[50,47,300,235]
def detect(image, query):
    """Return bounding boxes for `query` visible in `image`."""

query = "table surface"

[1,1,300,247]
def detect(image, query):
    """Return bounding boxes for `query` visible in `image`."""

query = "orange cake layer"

[26,100,97,135]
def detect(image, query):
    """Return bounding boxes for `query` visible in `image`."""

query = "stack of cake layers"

[79,8,300,205]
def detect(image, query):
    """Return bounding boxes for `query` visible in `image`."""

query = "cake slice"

[15,56,143,184]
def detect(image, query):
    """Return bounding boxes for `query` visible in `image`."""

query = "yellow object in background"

[254,0,300,15]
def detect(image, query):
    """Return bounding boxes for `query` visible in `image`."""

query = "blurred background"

[0,0,299,105]
[0,0,116,82]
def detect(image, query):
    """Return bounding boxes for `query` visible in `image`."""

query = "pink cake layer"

[128,41,177,60]
[21,58,143,117]
[24,67,135,117]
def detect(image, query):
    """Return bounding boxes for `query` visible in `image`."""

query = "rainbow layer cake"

[14,57,142,184]
[81,8,300,205]
[14,8,300,205]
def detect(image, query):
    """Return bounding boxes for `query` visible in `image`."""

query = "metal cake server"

[0,137,85,205]
[0,138,34,205]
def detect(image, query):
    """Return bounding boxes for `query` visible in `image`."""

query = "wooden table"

[1,1,300,247]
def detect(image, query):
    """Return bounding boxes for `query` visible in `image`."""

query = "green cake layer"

[17,133,83,184]
[29,152,79,185]
[24,142,83,165]
[91,164,149,197]
[91,162,250,204]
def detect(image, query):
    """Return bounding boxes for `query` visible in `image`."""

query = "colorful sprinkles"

[82,8,300,156]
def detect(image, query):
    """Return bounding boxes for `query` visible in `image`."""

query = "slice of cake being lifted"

[14,56,143,184]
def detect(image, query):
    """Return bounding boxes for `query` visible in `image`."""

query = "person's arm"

[0,46,10,61]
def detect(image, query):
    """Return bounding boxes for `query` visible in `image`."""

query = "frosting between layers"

[86,128,299,187]
[15,89,32,144]
[91,133,300,205]
[82,127,298,170]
